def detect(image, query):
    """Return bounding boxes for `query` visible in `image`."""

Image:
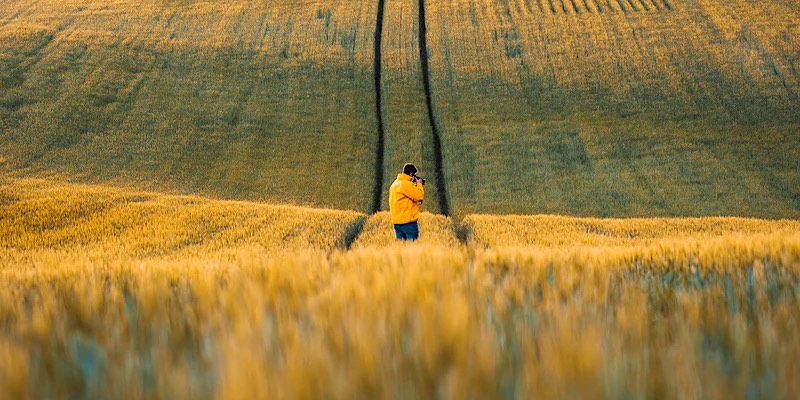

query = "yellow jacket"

[389,174,424,224]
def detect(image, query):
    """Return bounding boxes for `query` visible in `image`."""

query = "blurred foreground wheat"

[1,178,799,399]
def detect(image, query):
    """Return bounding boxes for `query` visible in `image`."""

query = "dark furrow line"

[418,0,451,217]
[522,0,536,13]
[536,0,546,13]
[344,0,387,250]
[569,0,582,14]
[649,0,662,10]
[370,0,387,215]
[593,0,605,13]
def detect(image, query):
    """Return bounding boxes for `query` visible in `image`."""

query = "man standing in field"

[389,163,425,241]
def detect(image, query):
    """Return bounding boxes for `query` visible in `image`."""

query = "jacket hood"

[397,173,414,181]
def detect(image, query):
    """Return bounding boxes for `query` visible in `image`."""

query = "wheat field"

[2,0,800,398]
[427,0,800,216]
[464,213,800,248]
[0,0,379,211]
[2,177,799,398]
[2,0,799,216]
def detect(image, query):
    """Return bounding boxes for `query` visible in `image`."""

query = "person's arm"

[399,181,424,202]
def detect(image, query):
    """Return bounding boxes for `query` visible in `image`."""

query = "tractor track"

[417,0,451,217]
[370,0,388,215]
[348,0,458,249]
[343,0,387,250]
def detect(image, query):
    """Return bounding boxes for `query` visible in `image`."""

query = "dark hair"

[402,163,418,175]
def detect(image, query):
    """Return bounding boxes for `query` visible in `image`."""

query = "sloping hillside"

[426,0,800,216]
[1,0,798,217]
[0,0,378,211]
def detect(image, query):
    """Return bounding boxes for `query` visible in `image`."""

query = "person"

[389,163,425,241]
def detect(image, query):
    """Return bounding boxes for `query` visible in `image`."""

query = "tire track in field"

[417,0,451,217]
[370,0,387,215]
[343,0,387,250]
[347,0,454,248]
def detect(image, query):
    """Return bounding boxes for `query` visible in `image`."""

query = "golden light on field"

[2,0,800,397]
[2,177,799,398]
[1,0,798,216]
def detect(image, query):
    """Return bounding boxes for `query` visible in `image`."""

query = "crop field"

[2,0,800,398]
[2,0,799,217]
[465,214,800,248]
[379,0,447,214]
[2,177,800,398]
[0,177,365,260]
[426,0,800,216]
[0,0,379,211]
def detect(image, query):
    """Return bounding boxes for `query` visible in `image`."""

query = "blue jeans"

[394,221,419,241]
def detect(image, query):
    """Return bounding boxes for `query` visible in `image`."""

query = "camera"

[412,174,426,185]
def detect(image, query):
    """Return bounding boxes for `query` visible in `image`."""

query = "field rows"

[425,0,800,216]
[524,0,674,14]
[373,0,800,219]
